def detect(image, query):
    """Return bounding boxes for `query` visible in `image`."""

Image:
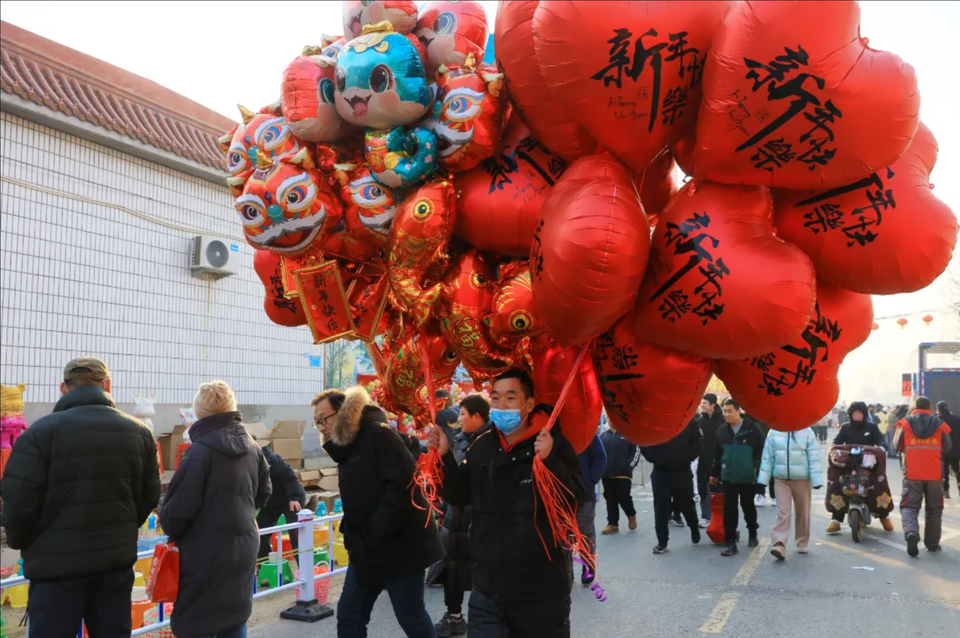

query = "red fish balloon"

[494,0,598,161]
[531,155,650,346]
[773,123,958,295]
[532,0,729,172]
[343,0,419,39]
[252,249,307,327]
[281,50,354,143]
[381,321,461,426]
[693,0,920,189]
[415,1,489,78]
[485,261,546,348]
[633,180,816,359]
[595,317,713,445]
[454,118,569,256]
[236,148,344,256]
[716,283,874,431]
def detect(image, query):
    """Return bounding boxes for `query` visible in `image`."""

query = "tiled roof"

[0,21,233,171]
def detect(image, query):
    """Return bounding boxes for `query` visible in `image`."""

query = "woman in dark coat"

[159,381,271,638]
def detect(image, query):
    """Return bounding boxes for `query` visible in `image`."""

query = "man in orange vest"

[894,396,953,557]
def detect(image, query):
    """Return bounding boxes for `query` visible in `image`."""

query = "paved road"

[252,446,960,637]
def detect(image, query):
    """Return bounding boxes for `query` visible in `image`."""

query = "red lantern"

[923,314,933,327]
[773,123,958,295]
[897,318,908,330]
[716,283,874,431]
[634,180,816,359]
[693,1,920,189]
[531,155,650,346]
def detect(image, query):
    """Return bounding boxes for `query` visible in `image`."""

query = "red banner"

[295,261,356,344]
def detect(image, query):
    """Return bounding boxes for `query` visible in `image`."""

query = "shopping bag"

[145,541,180,603]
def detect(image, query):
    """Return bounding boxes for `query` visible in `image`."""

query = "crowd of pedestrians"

[0,356,956,638]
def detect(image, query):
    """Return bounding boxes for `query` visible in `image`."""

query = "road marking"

[698,538,770,634]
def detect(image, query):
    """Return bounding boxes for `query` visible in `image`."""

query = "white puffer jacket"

[758,427,824,487]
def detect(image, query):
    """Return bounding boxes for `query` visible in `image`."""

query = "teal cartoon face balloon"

[335,28,432,130]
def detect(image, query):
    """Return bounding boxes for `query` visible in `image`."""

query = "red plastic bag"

[145,541,179,603]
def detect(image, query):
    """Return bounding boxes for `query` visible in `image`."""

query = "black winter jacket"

[261,446,306,514]
[159,412,271,638]
[323,387,444,586]
[1,386,160,582]
[641,419,702,472]
[710,420,765,484]
[600,429,640,479]
[696,410,724,479]
[834,421,887,450]
[442,423,585,601]
[938,411,960,461]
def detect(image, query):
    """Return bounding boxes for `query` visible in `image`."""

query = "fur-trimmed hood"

[327,386,388,448]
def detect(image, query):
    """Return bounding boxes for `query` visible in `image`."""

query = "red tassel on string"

[410,336,446,526]
[531,342,597,575]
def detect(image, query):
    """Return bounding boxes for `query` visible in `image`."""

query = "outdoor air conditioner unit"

[189,236,239,281]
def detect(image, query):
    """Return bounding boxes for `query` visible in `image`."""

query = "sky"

[2,0,959,404]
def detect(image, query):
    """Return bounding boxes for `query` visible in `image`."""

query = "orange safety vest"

[899,411,948,481]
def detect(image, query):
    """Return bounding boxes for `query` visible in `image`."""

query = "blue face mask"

[490,408,524,435]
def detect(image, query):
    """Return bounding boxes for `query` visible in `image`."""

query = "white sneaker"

[699,518,709,529]
[755,495,766,507]
[694,494,701,503]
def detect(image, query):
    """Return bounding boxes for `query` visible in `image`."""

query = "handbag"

[145,541,180,603]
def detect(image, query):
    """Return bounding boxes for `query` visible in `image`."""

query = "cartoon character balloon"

[415,1,489,77]
[281,48,354,143]
[363,126,439,189]
[335,162,401,250]
[236,148,343,255]
[223,106,301,197]
[343,1,419,39]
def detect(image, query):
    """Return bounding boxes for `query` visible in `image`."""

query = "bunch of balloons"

[229,0,957,450]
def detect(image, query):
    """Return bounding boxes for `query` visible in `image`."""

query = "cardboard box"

[271,420,306,439]
[318,475,340,492]
[299,470,321,487]
[157,425,187,468]
[269,420,306,468]
[245,422,271,444]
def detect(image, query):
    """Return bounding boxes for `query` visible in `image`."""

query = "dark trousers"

[27,568,134,638]
[653,468,699,545]
[196,624,248,638]
[257,505,300,559]
[444,573,464,615]
[601,478,636,526]
[722,483,759,543]
[467,589,571,638]
[945,458,960,494]
[337,565,436,638]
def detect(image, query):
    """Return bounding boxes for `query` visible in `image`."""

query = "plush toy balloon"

[485,261,546,348]
[236,148,343,255]
[494,1,598,161]
[595,317,713,445]
[633,180,816,359]
[774,123,958,295]
[343,1,419,39]
[363,126,439,189]
[415,1,488,78]
[453,118,568,256]
[223,106,302,197]
[531,155,650,346]
[438,250,513,380]
[532,0,729,172]
[386,180,457,331]
[693,1,920,189]
[281,49,354,143]
[423,60,505,173]
[716,283,874,431]
[252,249,307,327]
[526,336,603,454]
[335,24,433,129]
[637,151,682,227]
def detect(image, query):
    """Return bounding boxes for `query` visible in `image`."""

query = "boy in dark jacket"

[314,387,444,638]
[429,369,585,638]
[936,401,960,498]
[576,433,607,583]
[2,358,160,638]
[257,445,308,559]
[642,419,702,554]
[709,399,765,556]
[599,425,640,534]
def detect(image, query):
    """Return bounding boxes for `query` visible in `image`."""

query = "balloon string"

[410,337,444,527]
[572,553,608,602]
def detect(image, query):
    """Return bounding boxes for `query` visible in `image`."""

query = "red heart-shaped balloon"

[453,118,569,256]
[773,122,958,294]
[533,0,729,172]
[636,150,681,227]
[595,316,713,445]
[693,0,920,189]
[252,250,307,327]
[633,180,816,359]
[532,155,650,346]
[716,283,873,431]
[495,0,598,160]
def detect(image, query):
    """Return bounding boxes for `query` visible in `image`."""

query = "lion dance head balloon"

[415,1,489,77]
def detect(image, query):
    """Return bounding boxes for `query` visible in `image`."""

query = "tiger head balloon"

[281,49,354,143]
[485,261,545,346]
[335,23,432,129]
[415,1,488,78]
[339,163,402,233]
[423,60,505,172]
[235,148,343,255]
[343,0,419,39]
[223,105,301,197]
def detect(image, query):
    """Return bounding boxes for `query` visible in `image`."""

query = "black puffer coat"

[834,401,887,450]
[262,446,306,513]
[641,419,702,472]
[159,412,271,638]
[1,386,160,582]
[323,387,444,586]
